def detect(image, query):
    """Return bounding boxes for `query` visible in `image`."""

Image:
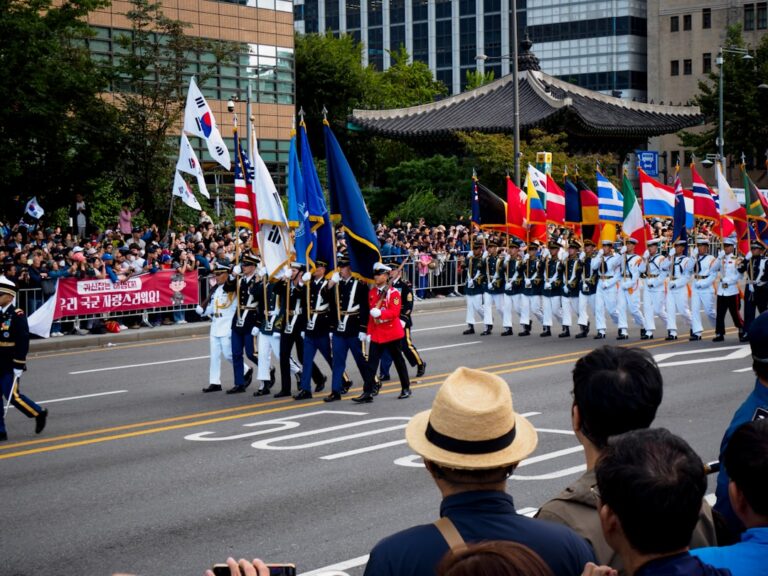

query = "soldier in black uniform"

[379,266,426,380]
[575,239,598,339]
[560,240,583,338]
[740,241,768,338]
[501,241,523,336]
[295,260,333,400]
[519,241,543,336]
[0,278,47,441]
[275,262,326,398]
[228,253,258,394]
[540,240,564,337]
[462,242,486,334]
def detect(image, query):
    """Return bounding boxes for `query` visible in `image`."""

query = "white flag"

[172,171,202,211]
[183,77,231,170]
[25,197,44,219]
[176,133,210,198]
[254,143,293,277]
[28,283,57,338]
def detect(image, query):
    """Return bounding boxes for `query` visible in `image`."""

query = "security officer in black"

[229,253,258,394]
[575,239,599,339]
[740,241,768,340]
[0,278,47,441]
[380,266,426,380]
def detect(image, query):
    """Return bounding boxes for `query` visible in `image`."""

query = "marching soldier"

[688,236,718,341]
[228,253,258,394]
[0,278,47,442]
[276,263,326,398]
[380,266,426,380]
[481,240,506,336]
[575,239,598,339]
[519,241,543,337]
[739,241,767,339]
[462,242,485,335]
[326,256,373,402]
[616,238,644,340]
[353,262,411,404]
[502,241,523,336]
[591,239,622,339]
[639,238,667,340]
[713,237,745,342]
[665,239,692,340]
[560,240,583,338]
[540,240,564,337]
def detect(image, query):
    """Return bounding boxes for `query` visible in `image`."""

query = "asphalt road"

[0,302,755,576]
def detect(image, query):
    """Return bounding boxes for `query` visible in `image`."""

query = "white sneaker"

[175,320,188,325]
[118,324,128,330]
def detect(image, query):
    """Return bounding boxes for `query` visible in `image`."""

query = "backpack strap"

[433,517,467,553]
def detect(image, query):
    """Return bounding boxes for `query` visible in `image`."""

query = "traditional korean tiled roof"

[349,69,702,140]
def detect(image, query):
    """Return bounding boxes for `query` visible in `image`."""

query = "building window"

[759,3,768,28]
[683,14,692,30]
[745,4,756,30]
[671,60,679,76]
[703,52,712,73]
[703,8,711,29]
[683,59,692,75]
[671,16,679,32]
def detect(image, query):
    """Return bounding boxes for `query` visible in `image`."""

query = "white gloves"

[259,266,268,276]
[467,279,474,289]
[370,308,382,318]
[300,331,305,338]
[331,272,341,284]
[544,281,552,290]
[524,279,532,288]
[718,249,725,259]
[482,250,489,259]
[505,280,513,290]
[251,327,259,336]
[643,250,650,260]
[358,332,367,342]
[13,369,23,379]
[579,251,586,262]
[523,253,530,262]
[302,272,311,282]
[620,246,627,255]
[195,305,204,316]
[691,247,699,258]
[746,251,753,261]
[232,264,242,275]
[487,282,494,290]
[400,319,406,328]
[563,285,569,295]
[597,249,604,258]
[504,253,511,263]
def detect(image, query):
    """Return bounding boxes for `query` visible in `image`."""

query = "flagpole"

[165,194,175,244]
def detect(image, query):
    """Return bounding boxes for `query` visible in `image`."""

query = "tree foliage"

[680,25,768,166]
[464,69,495,91]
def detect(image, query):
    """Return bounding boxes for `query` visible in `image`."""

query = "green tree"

[680,25,768,165]
[464,69,495,91]
[111,0,233,223]
[0,0,122,217]
[373,46,448,107]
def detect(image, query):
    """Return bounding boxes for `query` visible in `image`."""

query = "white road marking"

[517,507,539,517]
[733,367,753,373]
[11,390,128,406]
[654,345,750,368]
[511,464,587,481]
[516,445,583,467]
[250,418,410,451]
[418,341,481,352]
[300,555,370,576]
[69,355,209,374]
[534,428,576,435]
[321,439,408,460]
[412,323,467,333]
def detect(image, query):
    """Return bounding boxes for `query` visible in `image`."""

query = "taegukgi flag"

[172,170,202,211]
[176,133,210,198]
[183,77,231,171]
[25,197,44,219]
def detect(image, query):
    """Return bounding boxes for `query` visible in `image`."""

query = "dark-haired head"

[724,419,768,521]
[437,541,553,576]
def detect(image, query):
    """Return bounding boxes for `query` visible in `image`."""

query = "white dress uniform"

[714,248,744,339]
[541,251,565,330]
[688,249,719,338]
[502,253,520,329]
[482,252,506,330]
[591,249,622,336]
[203,282,239,386]
[616,251,644,337]
[464,252,485,329]
[640,249,668,337]
[577,251,599,334]
[665,250,692,338]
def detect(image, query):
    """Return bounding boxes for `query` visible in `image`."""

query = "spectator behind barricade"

[199,210,213,226]
[118,203,141,236]
[536,346,717,572]
[363,367,595,576]
[691,419,768,576]
[436,541,554,576]
[194,243,210,275]
[70,193,90,239]
[713,311,768,535]
[130,227,146,251]
[591,429,730,576]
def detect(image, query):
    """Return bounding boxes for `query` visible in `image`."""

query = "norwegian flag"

[233,128,258,233]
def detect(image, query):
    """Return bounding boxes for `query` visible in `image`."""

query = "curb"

[29,294,465,354]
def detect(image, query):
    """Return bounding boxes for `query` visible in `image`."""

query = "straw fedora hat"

[405,367,538,470]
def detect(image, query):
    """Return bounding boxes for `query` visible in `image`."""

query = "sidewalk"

[29,294,464,353]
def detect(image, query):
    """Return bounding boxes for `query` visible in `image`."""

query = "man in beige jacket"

[536,346,717,573]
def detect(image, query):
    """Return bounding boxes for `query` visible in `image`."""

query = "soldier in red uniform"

[353,262,412,404]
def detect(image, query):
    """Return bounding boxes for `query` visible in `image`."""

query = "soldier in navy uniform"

[575,239,598,339]
[501,241,523,336]
[481,240,505,335]
[519,241,543,337]
[540,240,564,337]
[379,266,426,381]
[462,242,486,335]
[0,278,47,441]
[275,262,326,398]
[228,253,258,394]
[740,241,768,339]
[560,240,583,338]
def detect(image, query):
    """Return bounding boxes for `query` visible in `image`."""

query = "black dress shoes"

[398,389,412,399]
[202,384,222,393]
[501,328,513,336]
[0,431,7,442]
[416,363,427,378]
[480,325,493,336]
[665,332,678,341]
[253,388,270,396]
[323,391,342,403]
[244,367,254,387]
[273,391,292,398]
[558,327,570,338]
[35,408,48,434]
[379,374,391,382]
[293,389,313,400]
[690,334,702,341]
[373,381,382,396]
[314,375,327,393]
[594,333,606,340]
[341,382,352,394]
[462,325,475,335]
[616,333,629,341]
[226,385,246,394]
[712,335,725,342]
[352,392,374,404]
[540,328,551,337]
[739,332,749,342]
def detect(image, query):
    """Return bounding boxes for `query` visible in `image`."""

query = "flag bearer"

[616,238,644,340]
[502,242,523,336]
[739,241,767,339]
[591,239,622,339]
[665,239,692,340]
[575,240,598,339]
[713,237,745,342]
[640,238,668,340]
[687,236,718,341]
[560,240,583,338]
[540,240,564,337]
[481,240,505,335]
[229,253,258,394]
[462,242,485,335]
[519,241,543,336]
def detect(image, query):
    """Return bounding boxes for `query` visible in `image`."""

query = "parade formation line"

[0,328,727,460]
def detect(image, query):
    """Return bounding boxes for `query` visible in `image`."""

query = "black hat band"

[425,421,516,455]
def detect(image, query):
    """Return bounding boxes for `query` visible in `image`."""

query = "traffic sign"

[636,150,659,176]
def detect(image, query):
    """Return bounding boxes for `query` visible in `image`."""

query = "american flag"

[233,128,258,232]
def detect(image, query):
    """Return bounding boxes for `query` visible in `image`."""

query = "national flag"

[324,120,381,281]
[527,165,548,209]
[596,172,624,222]
[471,172,481,227]
[564,173,582,225]
[233,127,257,231]
[172,171,202,210]
[691,162,720,222]
[176,133,210,199]
[577,178,600,225]
[505,175,528,240]
[672,171,688,251]
[716,162,749,253]
[28,283,58,338]
[288,129,311,267]
[639,168,675,218]
[183,77,231,170]
[600,223,617,244]
[545,174,566,224]
[622,172,646,253]
[24,197,44,219]
[743,161,767,222]
[526,171,546,224]
[476,181,509,230]
[299,122,334,272]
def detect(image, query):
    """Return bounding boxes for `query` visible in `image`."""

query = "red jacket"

[368,285,405,343]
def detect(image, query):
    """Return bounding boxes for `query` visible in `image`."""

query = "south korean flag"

[183,77,231,171]
[176,133,210,198]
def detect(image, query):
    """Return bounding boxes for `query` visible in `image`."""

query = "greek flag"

[596,172,624,223]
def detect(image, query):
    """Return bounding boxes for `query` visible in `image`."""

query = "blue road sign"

[636,150,659,177]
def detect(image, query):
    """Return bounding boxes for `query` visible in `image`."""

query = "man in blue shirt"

[363,367,595,576]
[692,420,768,576]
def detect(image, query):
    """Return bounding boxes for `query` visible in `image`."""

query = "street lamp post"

[717,46,752,175]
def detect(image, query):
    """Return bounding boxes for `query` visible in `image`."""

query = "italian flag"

[622,172,646,253]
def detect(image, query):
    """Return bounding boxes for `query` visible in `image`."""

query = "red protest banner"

[54,270,199,320]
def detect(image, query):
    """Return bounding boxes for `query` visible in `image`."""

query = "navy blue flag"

[564,177,582,224]
[471,174,481,227]
[672,175,688,254]
[323,121,381,280]
[299,122,335,271]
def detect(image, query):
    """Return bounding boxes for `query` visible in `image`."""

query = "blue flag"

[324,121,381,280]
[288,131,311,266]
[672,175,688,254]
[299,122,335,271]
[564,177,582,224]
[471,174,481,227]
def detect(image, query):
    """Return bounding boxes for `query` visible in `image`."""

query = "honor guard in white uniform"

[713,237,745,342]
[592,239,622,339]
[197,262,244,392]
[519,241,544,336]
[616,238,645,340]
[540,240,565,337]
[560,240,583,338]
[501,242,522,336]
[481,240,506,335]
[687,236,718,341]
[639,238,668,340]
[576,239,598,339]
[462,242,485,335]
[665,239,692,340]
